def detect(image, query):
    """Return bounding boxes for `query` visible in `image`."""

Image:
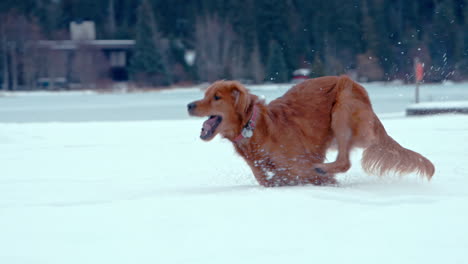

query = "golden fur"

[188,76,435,187]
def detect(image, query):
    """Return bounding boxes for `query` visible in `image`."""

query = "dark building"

[37,21,134,89]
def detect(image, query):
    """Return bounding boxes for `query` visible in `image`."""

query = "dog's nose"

[187,102,197,111]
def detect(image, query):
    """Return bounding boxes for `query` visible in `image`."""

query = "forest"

[0,0,467,89]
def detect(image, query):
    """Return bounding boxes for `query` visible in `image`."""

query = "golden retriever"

[187,76,435,187]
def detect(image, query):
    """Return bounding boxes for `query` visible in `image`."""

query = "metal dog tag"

[241,128,253,138]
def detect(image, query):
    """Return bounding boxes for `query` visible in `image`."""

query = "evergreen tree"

[129,0,170,87]
[459,0,468,78]
[428,0,457,81]
[333,1,362,60]
[248,39,265,83]
[266,41,288,83]
[105,0,116,38]
[360,0,389,79]
[255,0,290,63]
[225,0,257,65]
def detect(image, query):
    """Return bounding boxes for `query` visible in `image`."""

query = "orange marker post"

[414,58,424,103]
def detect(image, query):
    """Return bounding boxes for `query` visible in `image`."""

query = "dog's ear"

[231,82,251,114]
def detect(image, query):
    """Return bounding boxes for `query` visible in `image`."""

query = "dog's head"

[187,81,255,141]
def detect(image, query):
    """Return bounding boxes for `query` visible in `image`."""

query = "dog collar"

[234,105,259,143]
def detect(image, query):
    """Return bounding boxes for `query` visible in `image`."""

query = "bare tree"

[1,26,9,90]
[10,42,18,90]
[249,40,265,83]
[195,15,244,82]
[356,53,384,82]
[229,44,245,80]
[20,22,43,90]
[0,11,43,90]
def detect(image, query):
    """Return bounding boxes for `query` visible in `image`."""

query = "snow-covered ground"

[1,83,468,263]
[1,81,468,122]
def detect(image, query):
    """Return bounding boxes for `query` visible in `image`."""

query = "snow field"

[1,114,467,263]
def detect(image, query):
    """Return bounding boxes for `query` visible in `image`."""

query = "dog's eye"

[214,95,221,101]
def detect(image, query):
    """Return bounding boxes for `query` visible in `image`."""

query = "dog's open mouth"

[201,115,222,140]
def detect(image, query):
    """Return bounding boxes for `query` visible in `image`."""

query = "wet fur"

[188,76,435,187]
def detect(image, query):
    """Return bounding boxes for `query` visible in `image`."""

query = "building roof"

[38,40,135,50]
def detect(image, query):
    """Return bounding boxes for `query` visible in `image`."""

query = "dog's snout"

[187,102,197,111]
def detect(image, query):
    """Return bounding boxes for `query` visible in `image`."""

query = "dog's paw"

[314,167,327,175]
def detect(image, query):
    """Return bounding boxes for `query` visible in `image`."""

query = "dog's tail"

[361,117,435,179]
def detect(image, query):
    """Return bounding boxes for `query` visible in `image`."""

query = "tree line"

[0,0,467,90]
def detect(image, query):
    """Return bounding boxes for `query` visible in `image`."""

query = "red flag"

[415,62,424,82]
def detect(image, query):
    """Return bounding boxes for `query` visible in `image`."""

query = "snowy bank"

[407,101,468,115]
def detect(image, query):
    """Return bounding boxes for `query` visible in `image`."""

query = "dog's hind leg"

[313,104,353,175]
[313,77,360,175]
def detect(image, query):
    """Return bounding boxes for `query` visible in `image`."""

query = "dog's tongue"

[202,116,217,135]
